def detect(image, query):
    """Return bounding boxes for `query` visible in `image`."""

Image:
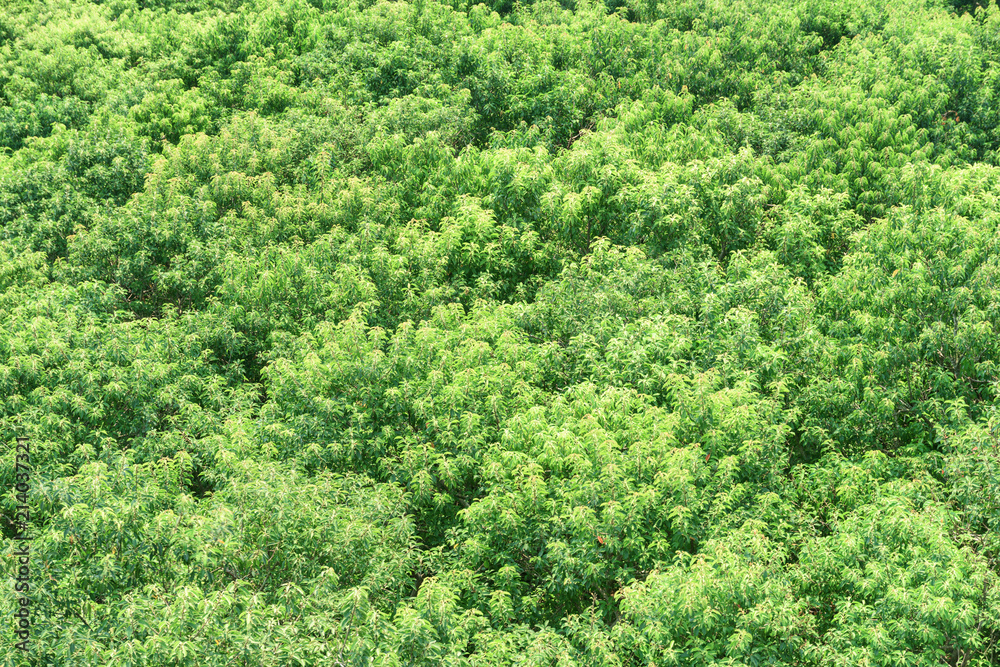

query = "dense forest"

[1,0,1000,664]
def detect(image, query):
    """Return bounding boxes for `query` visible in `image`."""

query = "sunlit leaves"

[3,0,1000,663]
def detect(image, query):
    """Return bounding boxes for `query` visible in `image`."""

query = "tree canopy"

[1,0,1000,664]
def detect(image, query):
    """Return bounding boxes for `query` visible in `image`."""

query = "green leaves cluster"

[2,0,1000,664]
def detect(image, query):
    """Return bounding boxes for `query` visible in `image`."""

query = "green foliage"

[3,0,1000,663]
